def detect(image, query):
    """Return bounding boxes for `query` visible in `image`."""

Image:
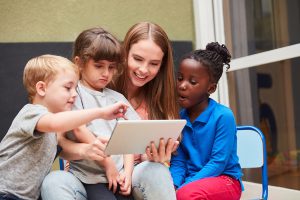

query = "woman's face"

[127,39,164,88]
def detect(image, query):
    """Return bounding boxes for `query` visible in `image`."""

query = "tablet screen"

[104,119,186,155]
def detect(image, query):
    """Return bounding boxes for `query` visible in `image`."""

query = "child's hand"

[101,101,128,120]
[118,171,132,196]
[103,158,119,193]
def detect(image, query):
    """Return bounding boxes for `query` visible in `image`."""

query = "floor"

[241,181,300,200]
[268,168,300,190]
[242,166,300,190]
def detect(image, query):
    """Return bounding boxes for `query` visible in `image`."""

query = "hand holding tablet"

[146,137,180,163]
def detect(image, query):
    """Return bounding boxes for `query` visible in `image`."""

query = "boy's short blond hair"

[23,54,79,103]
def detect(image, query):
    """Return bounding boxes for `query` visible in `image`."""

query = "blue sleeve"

[184,110,236,185]
[170,144,188,188]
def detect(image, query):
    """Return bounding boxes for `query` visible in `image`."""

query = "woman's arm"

[57,132,107,161]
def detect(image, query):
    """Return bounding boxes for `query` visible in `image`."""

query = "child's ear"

[36,81,47,97]
[74,56,80,65]
[208,83,217,95]
[74,56,83,68]
[74,56,84,71]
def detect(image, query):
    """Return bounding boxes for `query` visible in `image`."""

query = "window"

[194,0,300,189]
[224,0,300,189]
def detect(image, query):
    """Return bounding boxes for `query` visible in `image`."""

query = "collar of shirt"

[180,98,217,127]
[78,82,106,97]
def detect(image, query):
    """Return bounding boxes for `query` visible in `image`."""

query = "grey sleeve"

[17,105,49,138]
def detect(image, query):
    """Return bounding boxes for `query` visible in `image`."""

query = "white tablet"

[104,119,186,155]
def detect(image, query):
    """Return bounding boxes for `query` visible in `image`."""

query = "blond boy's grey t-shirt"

[69,83,140,184]
[0,104,57,200]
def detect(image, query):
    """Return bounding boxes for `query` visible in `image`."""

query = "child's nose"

[179,82,187,90]
[72,89,78,97]
[102,68,109,77]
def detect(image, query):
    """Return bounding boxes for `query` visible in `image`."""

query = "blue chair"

[59,158,66,170]
[237,126,268,200]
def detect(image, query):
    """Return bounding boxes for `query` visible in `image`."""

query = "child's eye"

[190,80,197,85]
[109,64,117,70]
[64,86,71,91]
[94,64,103,69]
[177,76,183,81]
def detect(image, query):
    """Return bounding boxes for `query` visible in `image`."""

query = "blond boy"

[0,55,128,200]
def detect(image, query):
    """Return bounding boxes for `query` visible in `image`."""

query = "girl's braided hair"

[181,42,231,83]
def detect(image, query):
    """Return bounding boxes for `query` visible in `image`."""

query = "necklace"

[128,88,145,110]
[130,97,144,110]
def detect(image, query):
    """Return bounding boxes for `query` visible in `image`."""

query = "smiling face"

[43,69,78,113]
[177,58,216,111]
[79,59,117,91]
[127,39,164,88]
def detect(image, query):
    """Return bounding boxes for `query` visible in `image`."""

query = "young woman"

[110,22,179,200]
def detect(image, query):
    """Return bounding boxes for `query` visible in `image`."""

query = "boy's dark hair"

[73,27,123,64]
[181,42,231,83]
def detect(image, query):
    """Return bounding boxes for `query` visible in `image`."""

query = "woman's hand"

[58,134,108,161]
[146,138,179,163]
[78,136,108,161]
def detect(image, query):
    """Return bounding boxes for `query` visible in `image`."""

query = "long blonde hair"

[110,22,179,119]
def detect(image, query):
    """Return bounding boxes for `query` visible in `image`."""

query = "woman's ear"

[36,81,47,97]
[208,83,217,95]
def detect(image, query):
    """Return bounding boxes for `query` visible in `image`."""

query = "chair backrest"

[237,127,264,168]
[237,126,268,200]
